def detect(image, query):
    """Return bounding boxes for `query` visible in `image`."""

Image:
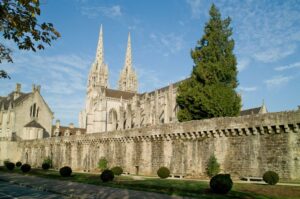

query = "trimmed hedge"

[157,167,170,179]
[42,163,50,170]
[111,166,123,176]
[59,166,72,177]
[263,171,279,185]
[5,162,15,170]
[100,169,114,182]
[16,161,22,167]
[20,164,31,173]
[210,174,233,194]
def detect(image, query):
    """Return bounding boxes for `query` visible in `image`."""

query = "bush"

[157,167,170,179]
[16,161,22,167]
[20,164,31,173]
[263,171,279,185]
[207,154,220,178]
[98,157,108,171]
[210,174,233,194]
[5,162,15,170]
[3,159,10,166]
[111,166,123,176]
[43,157,52,168]
[59,166,72,177]
[42,162,50,170]
[100,169,114,182]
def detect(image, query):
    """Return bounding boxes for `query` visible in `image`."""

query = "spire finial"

[96,24,104,64]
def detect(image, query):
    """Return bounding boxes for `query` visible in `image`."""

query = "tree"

[176,4,241,121]
[0,0,60,78]
[206,154,220,178]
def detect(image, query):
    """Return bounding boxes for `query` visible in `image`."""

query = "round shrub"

[111,166,123,176]
[20,164,31,173]
[59,166,72,177]
[5,162,15,170]
[100,169,114,182]
[157,167,170,179]
[42,163,50,170]
[210,174,233,194]
[16,161,22,167]
[263,171,279,185]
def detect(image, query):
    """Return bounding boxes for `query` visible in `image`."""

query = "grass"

[1,166,300,199]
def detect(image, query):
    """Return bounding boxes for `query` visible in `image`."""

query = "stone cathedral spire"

[88,25,109,90]
[118,32,138,93]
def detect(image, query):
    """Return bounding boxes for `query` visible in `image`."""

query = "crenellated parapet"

[19,110,300,146]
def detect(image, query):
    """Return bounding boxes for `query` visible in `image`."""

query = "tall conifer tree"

[176,4,241,122]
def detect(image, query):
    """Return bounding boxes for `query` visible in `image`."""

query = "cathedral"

[79,25,179,133]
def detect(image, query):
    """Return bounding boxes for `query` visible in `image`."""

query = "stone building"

[79,26,179,133]
[0,84,53,162]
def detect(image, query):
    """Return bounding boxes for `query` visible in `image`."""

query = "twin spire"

[88,25,137,93]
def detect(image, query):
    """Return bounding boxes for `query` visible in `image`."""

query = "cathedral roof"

[105,88,136,100]
[240,106,266,116]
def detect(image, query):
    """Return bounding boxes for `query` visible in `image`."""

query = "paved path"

[0,181,66,199]
[0,173,193,199]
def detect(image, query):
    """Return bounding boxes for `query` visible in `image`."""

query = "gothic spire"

[118,32,138,93]
[95,25,104,65]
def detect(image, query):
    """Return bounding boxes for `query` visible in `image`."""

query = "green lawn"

[0,166,299,199]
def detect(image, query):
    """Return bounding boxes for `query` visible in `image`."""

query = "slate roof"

[240,107,262,116]
[105,88,136,100]
[24,120,45,129]
[0,92,31,110]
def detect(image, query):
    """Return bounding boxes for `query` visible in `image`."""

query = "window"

[33,103,36,117]
[36,108,39,118]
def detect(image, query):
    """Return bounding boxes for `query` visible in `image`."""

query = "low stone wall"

[17,110,300,179]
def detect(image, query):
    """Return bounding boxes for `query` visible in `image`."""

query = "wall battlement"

[13,110,300,179]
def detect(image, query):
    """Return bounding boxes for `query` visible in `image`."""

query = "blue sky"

[1,0,300,126]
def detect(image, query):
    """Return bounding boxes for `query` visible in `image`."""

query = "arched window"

[33,103,36,117]
[36,107,39,118]
[108,109,118,131]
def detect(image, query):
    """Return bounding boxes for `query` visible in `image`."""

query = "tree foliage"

[0,0,60,78]
[206,154,220,178]
[176,4,241,121]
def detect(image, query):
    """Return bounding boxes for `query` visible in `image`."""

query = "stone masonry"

[17,110,300,179]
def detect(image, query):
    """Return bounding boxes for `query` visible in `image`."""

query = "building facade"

[79,26,179,134]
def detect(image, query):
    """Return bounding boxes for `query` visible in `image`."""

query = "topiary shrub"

[16,161,22,167]
[42,162,50,170]
[263,171,279,185]
[210,174,233,194]
[157,167,170,179]
[20,164,31,173]
[5,162,15,170]
[43,157,52,168]
[98,157,108,171]
[59,166,72,177]
[207,154,220,178]
[111,166,123,176]
[100,169,114,182]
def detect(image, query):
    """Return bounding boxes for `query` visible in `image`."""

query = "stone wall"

[16,110,300,179]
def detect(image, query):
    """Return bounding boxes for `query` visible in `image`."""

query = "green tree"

[207,154,220,178]
[176,4,241,121]
[0,0,60,78]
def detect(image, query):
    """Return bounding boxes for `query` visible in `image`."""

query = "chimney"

[15,83,21,93]
[14,83,21,100]
[32,84,36,92]
[36,85,41,92]
[69,123,74,129]
[55,120,60,128]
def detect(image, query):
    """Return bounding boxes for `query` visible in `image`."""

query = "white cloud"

[264,75,293,88]
[253,45,296,63]
[81,5,122,19]
[239,86,257,92]
[275,62,300,71]
[186,0,202,18]
[149,33,185,56]
[237,58,250,71]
